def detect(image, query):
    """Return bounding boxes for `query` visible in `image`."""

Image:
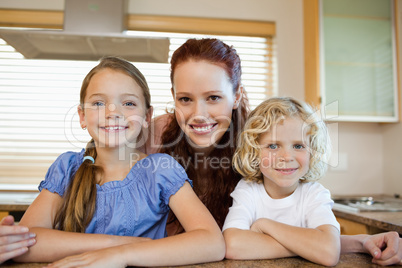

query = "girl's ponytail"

[53,139,102,232]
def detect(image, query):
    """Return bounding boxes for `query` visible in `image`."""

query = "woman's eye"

[179,97,191,102]
[268,144,278,149]
[208,95,221,101]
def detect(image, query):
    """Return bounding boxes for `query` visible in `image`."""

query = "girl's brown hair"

[53,56,151,232]
[159,39,249,230]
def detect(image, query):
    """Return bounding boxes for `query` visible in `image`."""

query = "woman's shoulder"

[144,114,173,154]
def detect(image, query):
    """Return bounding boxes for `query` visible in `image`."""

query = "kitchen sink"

[332,196,402,212]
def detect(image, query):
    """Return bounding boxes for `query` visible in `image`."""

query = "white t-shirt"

[222,179,340,232]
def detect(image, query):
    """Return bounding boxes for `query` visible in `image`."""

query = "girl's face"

[258,117,310,199]
[78,69,150,149]
[172,60,241,152]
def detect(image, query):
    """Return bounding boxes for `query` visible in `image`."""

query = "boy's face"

[258,116,310,199]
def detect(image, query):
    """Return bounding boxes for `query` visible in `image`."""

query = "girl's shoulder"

[133,153,186,175]
[39,149,85,195]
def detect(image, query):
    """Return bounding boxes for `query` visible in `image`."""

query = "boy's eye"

[294,144,305,150]
[268,144,278,149]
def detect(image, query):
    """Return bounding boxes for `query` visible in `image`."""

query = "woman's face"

[172,60,240,152]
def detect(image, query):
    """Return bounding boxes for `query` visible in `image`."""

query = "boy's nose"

[278,149,293,162]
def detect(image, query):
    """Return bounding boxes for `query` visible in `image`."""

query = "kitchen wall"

[1,0,401,196]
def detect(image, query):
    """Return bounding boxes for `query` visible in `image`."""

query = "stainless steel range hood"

[0,0,170,63]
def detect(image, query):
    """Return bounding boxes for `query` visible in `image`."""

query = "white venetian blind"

[0,31,276,189]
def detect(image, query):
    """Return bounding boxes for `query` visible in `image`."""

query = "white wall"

[2,0,400,196]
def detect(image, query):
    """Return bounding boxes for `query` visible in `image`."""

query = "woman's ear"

[78,105,86,129]
[233,85,244,109]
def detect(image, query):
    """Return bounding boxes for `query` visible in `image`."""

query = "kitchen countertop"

[3,253,401,267]
[332,195,402,235]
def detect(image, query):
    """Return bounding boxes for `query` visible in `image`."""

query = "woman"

[1,38,401,266]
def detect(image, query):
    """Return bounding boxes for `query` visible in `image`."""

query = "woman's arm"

[14,189,149,262]
[0,216,36,264]
[46,182,225,268]
[250,218,340,266]
[341,233,402,266]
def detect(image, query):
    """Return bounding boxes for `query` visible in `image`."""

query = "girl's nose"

[106,103,122,118]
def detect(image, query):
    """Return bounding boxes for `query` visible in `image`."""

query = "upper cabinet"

[304,0,400,122]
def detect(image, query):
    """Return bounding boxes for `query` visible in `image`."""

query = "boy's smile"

[258,116,311,199]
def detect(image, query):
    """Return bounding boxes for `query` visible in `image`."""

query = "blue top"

[39,150,191,239]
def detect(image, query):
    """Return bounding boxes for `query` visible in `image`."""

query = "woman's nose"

[192,101,208,119]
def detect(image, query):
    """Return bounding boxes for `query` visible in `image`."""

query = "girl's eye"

[208,95,221,101]
[93,101,104,107]
[294,144,305,150]
[268,144,278,150]
[178,97,191,103]
[124,101,136,107]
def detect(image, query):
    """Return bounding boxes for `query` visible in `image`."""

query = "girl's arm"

[46,182,225,268]
[14,189,149,262]
[250,218,340,266]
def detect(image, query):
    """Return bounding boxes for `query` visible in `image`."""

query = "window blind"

[0,31,276,189]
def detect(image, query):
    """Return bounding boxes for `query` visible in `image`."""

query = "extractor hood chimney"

[0,0,170,62]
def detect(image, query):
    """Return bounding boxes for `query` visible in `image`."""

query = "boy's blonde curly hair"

[233,97,331,183]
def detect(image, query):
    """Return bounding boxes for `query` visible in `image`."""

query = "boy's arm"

[223,227,295,260]
[251,218,340,266]
[14,189,149,262]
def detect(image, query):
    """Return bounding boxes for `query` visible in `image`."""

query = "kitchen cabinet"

[304,0,400,122]
[336,217,386,235]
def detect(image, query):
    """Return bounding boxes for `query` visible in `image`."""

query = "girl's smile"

[78,69,149,149]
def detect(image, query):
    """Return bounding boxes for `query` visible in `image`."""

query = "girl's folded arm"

[116,181,225,267]
[48,182,225,268]
[14,189,149,263]
[223,227,295,260]
[252,218,340,266]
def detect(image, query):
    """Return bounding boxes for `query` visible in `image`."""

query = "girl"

[222,97,340,266]
[14,57,225,267]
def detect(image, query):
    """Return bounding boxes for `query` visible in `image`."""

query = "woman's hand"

[45,247,126,268]
[0,215,36,263]
[362,232,402,266]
